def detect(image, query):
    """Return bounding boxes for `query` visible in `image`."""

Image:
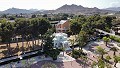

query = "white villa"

[53,33,71,51]
[53,33,75,62]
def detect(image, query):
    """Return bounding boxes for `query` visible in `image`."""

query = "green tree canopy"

[78,30,88,50]
[96,46,107,59]
[70,19,81,34]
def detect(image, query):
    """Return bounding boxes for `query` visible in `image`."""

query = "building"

[56,20,70,33]
[53,33,71,51]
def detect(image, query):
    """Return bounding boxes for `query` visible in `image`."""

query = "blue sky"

[0,0,120,11]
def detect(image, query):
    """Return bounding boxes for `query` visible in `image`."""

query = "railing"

[0,49,43,66]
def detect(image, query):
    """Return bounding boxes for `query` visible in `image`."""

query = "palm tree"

[91,61,97,68]
[102,37,110,47]
[110,47,118,56]
[113,56,120,67]
[96,46,107,59]
[98,58,105,68]
[105,55,111,62]
[69,39,75,52]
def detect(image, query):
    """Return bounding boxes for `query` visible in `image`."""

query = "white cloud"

[110,1,120,7]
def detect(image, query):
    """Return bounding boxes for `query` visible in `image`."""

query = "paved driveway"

[31,60,91,68]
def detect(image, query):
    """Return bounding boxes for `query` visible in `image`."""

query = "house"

[53,33,71,51]
[56,20,70,33]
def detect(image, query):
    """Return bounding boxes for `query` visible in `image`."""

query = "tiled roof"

[58,20,67,25]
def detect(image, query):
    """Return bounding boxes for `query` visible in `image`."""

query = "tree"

[70,20,81,35]
[37,18,51,50]
[81,55,88,64]
[110,47,118,56]
[9,16,16,20]
[46,48,60,60]
[102,16,113,29]
[69,39,75,52]
[113,56,120,67]
[31,14,36,18]
[106,63,112,68]
[1,14,7,18]
[15,18,30,52]
[30,18,40,50]
[78,31,88,50]
[0,21,15,56]
[91,61,97,68]
[81,22,95,40]
[37,18,51,35]
[28,18,51,50]
[81,22,94,35]
[96,46,107,59]
[43,32,54,55]
[72,49,83,59]
[98,58,105,68]
[105,55,111,62]
[61,46,65,56]
[43,14,47,17]
[102,37,110,47]
[87,14,101,22]
[61,13,69,20]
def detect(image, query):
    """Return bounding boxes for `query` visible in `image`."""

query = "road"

[96,29,120,49]
[96,29,120,38]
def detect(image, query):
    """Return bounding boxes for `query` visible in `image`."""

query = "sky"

[0,0,120,11]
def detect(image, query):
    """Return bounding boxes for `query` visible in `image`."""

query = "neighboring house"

[50,21,59,27]
[56,20,70,33]
[7,20,15,22]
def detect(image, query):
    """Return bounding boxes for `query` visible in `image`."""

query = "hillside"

[53,4,115,14]
[0,4,116,15]
[104,7,120,11]
[2,8,35,14]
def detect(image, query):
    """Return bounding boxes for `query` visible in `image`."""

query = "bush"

[72,49,87,59]
[105,55,111,62]
[37,50,44,55]
[104,27,110,33]
[110,36,120,43]
[46,49,60,60]
[117,44,120,47]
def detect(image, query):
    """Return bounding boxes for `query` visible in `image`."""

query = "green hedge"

[110,35,120,43]
[45,49,60,60]
[72,49,87,59]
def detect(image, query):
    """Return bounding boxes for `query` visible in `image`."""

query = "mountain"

[3,8,35,14]
[29,9,39,11]
[52,4,115,14]
[0,4,116,15]
[104,7,120,11]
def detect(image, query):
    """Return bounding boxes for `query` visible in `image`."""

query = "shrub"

[72,49,87,59]
[46,48,60,60]
[110,36,120,43]
[117,44,120,47]
[105,55,111,62]
[37,50,44,55]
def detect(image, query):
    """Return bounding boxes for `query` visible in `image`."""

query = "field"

[0,40,41,58]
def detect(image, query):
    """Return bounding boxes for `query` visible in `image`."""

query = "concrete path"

[55,52,75,62]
